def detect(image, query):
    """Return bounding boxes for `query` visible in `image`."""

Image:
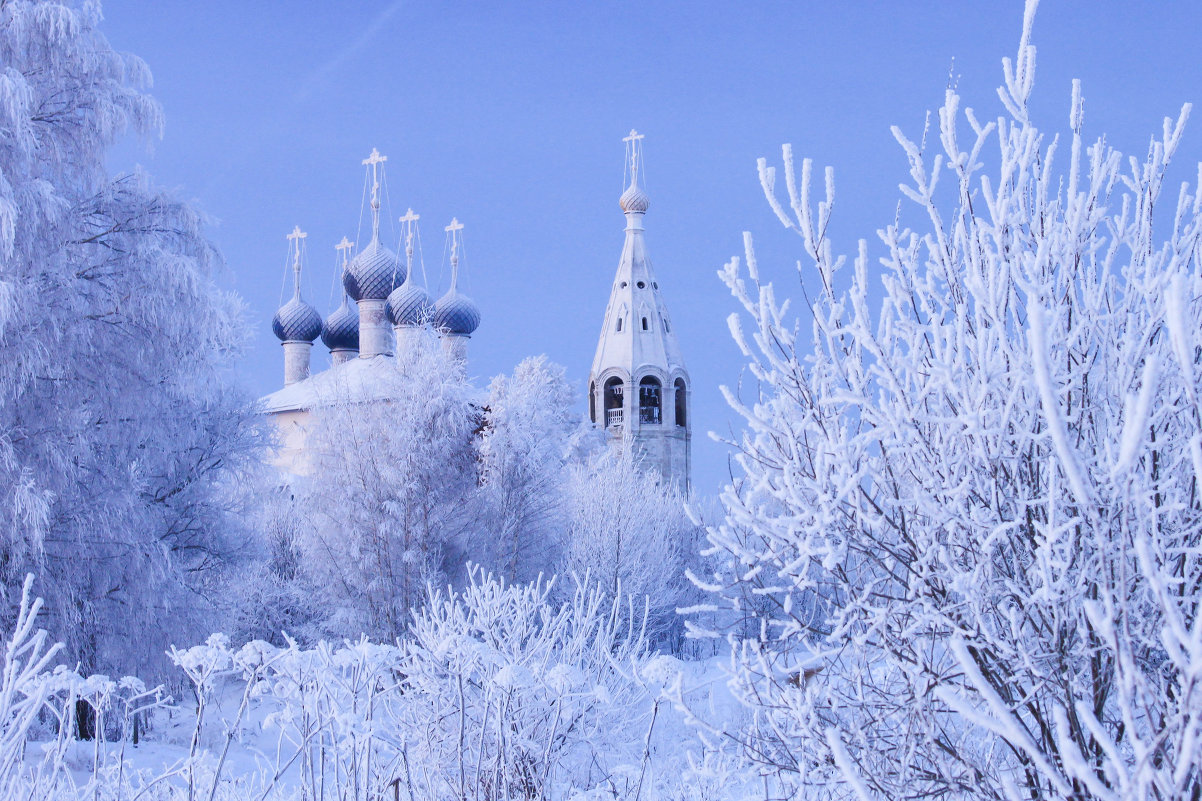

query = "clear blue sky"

[100,1,1202,496]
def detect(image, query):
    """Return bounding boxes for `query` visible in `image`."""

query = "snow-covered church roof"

[260,355,403,414]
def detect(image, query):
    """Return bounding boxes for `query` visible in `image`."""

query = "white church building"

[261,133,690,490]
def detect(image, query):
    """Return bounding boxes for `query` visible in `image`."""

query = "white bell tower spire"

[589,131,690,489]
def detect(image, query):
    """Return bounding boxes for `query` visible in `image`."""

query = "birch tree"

[0,0,264,678]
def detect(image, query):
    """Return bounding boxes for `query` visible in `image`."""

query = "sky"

[99,1,1202,496]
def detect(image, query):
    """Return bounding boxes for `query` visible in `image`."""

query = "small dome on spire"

[619,129,650,213]
[273,296,323,342]
[388,281,434,326]
[321,294,359,350]
[619,183,650,213]
[433,289,480,336]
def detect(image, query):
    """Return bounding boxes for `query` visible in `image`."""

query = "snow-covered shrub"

[396,567,655,800]
[692,2,1202,799]
[0,576,169,800]
[559,447,698,650]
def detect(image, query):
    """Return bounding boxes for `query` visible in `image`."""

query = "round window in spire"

[637,281,646,289]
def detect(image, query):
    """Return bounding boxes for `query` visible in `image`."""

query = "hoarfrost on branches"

[692,1,1202,799]
[0,0,265,679]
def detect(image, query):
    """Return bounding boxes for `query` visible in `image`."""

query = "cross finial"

[362,147,388,168]
[445,218,464,289]
[400,209,420,275]
[622,129,645,187]
[362,148,388,236]
[287,226,307,298]
[335,236,354,265]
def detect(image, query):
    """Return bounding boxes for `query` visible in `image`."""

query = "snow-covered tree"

[478,355,582,583]
[560,447,696,649]
[0,0,264,678]
[294,332,480,641]
[695,3,1202,799]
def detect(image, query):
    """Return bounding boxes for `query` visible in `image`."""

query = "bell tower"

[588,131,690,490]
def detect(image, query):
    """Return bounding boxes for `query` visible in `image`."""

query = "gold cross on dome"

[622,129,644,143]
[444,217,464,233]
[400,208,420,224]
[287,225,307,242]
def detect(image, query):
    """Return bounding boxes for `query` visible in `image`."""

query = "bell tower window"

[639,377,662,424]
[604,378,624,427]
[674,378,687,427]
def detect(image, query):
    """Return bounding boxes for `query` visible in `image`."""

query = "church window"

[604,378,624,427]
[589,381,596,423]
[663,317,670,332]
[641,317,649,330]
[616,317,623,332]
[674,378,687,427]
[637,281,646,289]
[639,376,662,424]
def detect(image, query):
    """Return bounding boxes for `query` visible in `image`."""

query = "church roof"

[259,355,401,414]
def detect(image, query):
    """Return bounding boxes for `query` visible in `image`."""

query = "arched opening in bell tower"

[639,377,662,424]
[674,378,687,427]
[604,377,624,427]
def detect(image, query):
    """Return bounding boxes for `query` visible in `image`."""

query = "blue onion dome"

[344,236,405,301]
[272,296,323,342]
[619,182,650,213]
[387,280,434,326]
[433,289,481,336]
[321,295,359,350]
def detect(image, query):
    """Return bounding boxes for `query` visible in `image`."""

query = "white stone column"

[394,325,422,358]
[357,299,393,358]
[282,341,312,386]
[441,333,468,363]
[330,348,357,366]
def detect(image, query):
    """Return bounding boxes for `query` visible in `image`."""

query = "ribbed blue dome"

[272,296,323,342]
[387,281,434,326]
[321,296,359,351]
[344,237,405,301]
[433,290,481,336]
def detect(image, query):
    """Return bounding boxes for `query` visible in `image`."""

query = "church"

[261,133,691,490]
